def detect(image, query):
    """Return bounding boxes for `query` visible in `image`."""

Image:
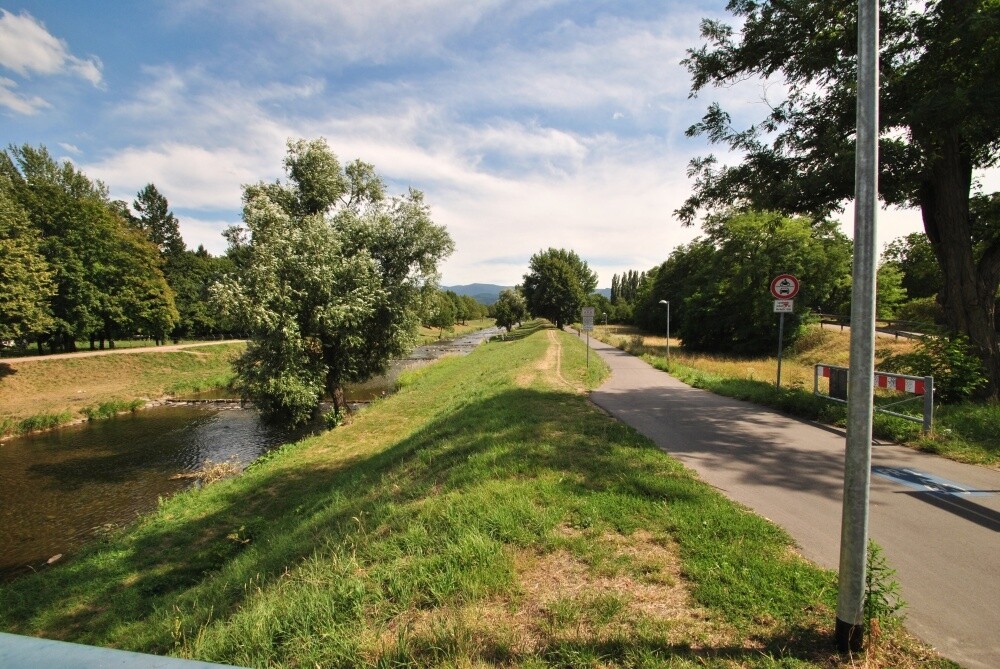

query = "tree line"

[1,145,233,354]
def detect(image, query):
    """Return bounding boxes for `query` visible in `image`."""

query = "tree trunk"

[919,131,1000,396]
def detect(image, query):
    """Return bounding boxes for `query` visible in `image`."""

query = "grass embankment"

[0,343,242,438]
[595,325,1000,467]
[0,323,943,667]
[416,317,496,344]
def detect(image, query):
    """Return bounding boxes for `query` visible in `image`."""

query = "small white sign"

[581,307,595,331]
[774,299,794,313]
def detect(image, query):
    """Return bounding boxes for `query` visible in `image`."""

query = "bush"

[894,297,944,328]
[879,334,987,403]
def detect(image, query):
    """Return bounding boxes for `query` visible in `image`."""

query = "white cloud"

[58,142,82,155]
[0,76,50,114]
[0,9,103,86]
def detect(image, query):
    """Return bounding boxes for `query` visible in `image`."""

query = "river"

[0,326,502,581]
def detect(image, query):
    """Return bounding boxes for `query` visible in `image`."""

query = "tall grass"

[0,325,942,667]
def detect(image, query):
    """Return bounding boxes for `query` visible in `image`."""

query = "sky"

[0,1,968,288]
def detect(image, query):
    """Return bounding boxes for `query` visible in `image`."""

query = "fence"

[814,363,934,432]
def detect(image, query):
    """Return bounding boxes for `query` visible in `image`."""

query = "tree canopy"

[214,138,453,425]
[521,248,598,329]
[680,0,1000,393]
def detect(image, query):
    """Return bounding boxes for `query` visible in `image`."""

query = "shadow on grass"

[0,375,835,664]
[0,362,15,381]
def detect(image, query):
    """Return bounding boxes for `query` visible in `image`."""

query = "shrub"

[879,334,987,403]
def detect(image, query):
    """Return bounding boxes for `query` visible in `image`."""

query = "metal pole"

[923,376,934,433]
[836,0,879,653]
[666,301,671,362]
[776,312,785,388]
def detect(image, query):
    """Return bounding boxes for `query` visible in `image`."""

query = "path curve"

[587,336,1000,669]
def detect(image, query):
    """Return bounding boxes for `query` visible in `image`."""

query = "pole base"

[835,617,864,653]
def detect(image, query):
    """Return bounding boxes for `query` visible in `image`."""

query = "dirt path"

[3,340,245,364]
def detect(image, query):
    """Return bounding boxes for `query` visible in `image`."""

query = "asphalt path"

[587,336,1000,669]
[2,340,245,363]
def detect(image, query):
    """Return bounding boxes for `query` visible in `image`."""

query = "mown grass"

[0,343,242,438]
[595,325,1000,466]
[0,323,945,667]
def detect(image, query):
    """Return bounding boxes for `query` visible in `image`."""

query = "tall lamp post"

[658,300,670,361]
[602,311,607,326]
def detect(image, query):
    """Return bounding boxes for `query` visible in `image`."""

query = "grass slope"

[0,343,242,437]
[0,325,945,667]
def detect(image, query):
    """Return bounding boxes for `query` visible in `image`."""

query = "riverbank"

[0,324,944,667]
[0,343,243,439]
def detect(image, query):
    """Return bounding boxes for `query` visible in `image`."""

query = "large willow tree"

[214,139,453,425]
[680,0,1000,394]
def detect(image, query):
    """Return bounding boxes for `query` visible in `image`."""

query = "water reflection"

[0,406,317,580]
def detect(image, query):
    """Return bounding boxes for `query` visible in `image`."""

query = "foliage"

[0,184,55,345]
[521,248,597,329]
[426,290,457,336]
[865,541,906,630]
[634,210,851,355]
[680,0,1000,395]
[882,233,943,301]
[875,263,907,319]
[0,145,178,351]
[492,288,528,332]
[131,183,186,259]
[214,138,453,425]
[879,334,988,403]
[894,297,945,329]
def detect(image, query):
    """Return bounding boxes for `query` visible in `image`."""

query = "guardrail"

[815,314,942,340]
[814,363,934,432]
[0,632,245,669]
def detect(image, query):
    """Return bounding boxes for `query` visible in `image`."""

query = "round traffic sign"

[770,274,800,299]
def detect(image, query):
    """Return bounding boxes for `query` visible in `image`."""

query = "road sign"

[581,307,595,331]
[774,299,794,313]
[770,274,800,299]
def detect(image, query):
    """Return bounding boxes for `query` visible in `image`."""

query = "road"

[587,337,1000,669]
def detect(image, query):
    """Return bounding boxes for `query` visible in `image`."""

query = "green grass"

[80,399,147,421]
[0,326,943,667]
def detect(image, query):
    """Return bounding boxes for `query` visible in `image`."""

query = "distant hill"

[444,284,512,305]
[444,284,612,305]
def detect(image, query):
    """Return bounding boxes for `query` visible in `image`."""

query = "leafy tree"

[636,211,851,354]
[214,138,453,425]
[132,184,186,259]
[680,0,1000,394]
[522,248,597,329]
[0,184,55,346]
[1,145,176,352]
[427,290,457,337]
[492,288,528,332]
[875,263,907,320]
[882,233,943,301]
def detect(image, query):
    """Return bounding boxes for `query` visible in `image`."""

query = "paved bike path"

[587,337,1000,669]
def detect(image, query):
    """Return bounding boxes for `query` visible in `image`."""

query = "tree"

[0,185,55,346]
[681,0,1000,394]
[427,290,457,337]
[493,288,528,332]
[522,248,597,329]
[1,145,176,352]
[635,210,851,354]
[882,233,943,301]
[214,138,453,425]
[132,183,186,259]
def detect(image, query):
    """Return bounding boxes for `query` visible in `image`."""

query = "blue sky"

[1,1,941,287]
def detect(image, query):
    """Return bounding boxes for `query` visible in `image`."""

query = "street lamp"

[658,300,670,361]
[602,311,607,326]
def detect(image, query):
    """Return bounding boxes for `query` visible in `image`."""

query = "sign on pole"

[773,299,794,313]
[771,275,799,388]
[770,274,800,299]
[581,307,595,331]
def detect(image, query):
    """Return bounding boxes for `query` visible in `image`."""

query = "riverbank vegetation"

[0,325,943,667]
[0,343,242,438]
[594,325,1000,467]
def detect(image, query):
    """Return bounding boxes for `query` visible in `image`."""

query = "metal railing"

[814,363,934,432]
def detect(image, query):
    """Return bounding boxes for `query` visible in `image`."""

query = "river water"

[0,327,502,580]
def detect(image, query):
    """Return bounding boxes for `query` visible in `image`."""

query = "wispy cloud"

[0,76,51,115]
[0,9,103,86]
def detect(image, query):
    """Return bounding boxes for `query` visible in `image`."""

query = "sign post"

[581,307,595,368]
[770,275,800,388]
